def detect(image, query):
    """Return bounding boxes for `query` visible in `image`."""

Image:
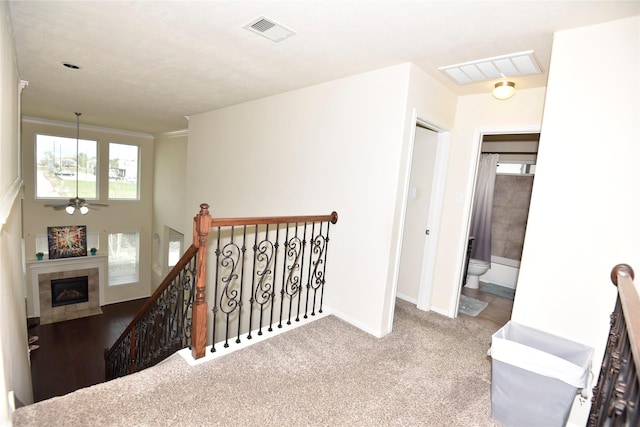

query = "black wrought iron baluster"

[283,226,303,326]
[183,254,197,346]
[248,224,259,340]
[615,317,637,426]
[303,222,315,319]
[135,319,146,372]
[318,220,331,314]
[254,224,275,336]
[106,335,124,380]
[219,226,242,348]
[296,222,308,322]
[113,333,131,380]
[171,273,184,350]
[590,299,625,426]
[157,292,166,360]
[308,224,328,316]
[278,224,291,329]
[174,270,185,348]
[268,224,280,332]
[211,227,221,352]
[235,226,247,344]
[165,283,174,352]
[614,338,633,423]
[608,304,625,425]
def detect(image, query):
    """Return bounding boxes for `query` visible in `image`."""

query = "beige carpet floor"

[14,299,501,426]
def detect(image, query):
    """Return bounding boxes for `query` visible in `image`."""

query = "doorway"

[395,121,449,316]
[460,132,539,327]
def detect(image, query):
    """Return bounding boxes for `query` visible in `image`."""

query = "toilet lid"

[470,259,490,267]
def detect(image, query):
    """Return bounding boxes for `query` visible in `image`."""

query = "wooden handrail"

[209,211,338,227]
[104,244,198,361]
[611,264,640,371]
[589,263,640,426]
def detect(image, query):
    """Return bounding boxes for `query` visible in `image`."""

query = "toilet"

[466,258,490,289]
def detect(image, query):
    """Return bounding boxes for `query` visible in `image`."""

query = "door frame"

[415,120,450,311]
[447,125,541,317]
[394,113,450,314]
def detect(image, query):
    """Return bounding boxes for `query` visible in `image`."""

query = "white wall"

[151,130,188,288]
[187,63,457,337]
[431,87,546,315]
[0,1,33,421]
[512,16,640,425]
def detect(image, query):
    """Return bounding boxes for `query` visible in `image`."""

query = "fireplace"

[32,263,103,324]
[51,276,89,307]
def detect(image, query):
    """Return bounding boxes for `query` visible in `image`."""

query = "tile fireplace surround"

[27,255,106,324]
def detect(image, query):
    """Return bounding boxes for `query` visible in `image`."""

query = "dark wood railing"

[589,264,640,426]
[105,203,338,380]
[104,245,198,380]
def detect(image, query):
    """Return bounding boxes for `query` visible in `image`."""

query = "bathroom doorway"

[460,132,539,328]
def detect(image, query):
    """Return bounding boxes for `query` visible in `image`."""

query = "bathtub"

[479,255,520,289]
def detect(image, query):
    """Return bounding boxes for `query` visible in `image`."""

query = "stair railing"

[191,204,338,358]
[105,203,338,380]
[104,244,198,380]
[588,264,640,426]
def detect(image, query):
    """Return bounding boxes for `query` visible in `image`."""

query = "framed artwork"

[47,225,87,259]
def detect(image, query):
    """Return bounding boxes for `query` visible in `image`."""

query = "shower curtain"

[469,153,499,263]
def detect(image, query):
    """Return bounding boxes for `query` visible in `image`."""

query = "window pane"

[167,228,184,267]
[108,232,139,286]
[109,143,139,199]
[497,162,536,175]
[36,134,97,199]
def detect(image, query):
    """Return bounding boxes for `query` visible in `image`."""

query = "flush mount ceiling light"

[244,16,296,42]
[439,50,542,85]
[45,113,108,215]
[492,81,516,100]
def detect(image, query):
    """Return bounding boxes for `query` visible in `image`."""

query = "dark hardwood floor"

[28,298,147,402]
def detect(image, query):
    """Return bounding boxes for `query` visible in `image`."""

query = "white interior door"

[396,126,438,302]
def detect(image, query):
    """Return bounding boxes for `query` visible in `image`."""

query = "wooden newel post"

[192,203,212,359]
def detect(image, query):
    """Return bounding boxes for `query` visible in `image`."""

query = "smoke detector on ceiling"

[244,16,296,42]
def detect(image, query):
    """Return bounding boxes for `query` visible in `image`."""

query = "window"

[109,143,139,199]
[108,231,139,285]
[167,228,184,267]
[497,162,536,175]
[35,134,97,199]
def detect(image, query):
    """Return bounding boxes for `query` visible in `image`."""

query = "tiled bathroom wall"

[491,175,534,261]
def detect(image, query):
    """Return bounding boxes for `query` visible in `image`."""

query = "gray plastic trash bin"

[490,321,594,427]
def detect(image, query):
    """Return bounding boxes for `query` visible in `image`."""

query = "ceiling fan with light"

[45,112,108,215]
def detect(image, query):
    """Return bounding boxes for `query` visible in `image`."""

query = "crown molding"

[155,129,188,139]
[21,116,155,140]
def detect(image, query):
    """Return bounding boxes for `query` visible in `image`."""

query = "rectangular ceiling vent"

[438,50,543,85]
[245,16,296,43]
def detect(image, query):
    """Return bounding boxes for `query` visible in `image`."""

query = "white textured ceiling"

[8,1,640,134]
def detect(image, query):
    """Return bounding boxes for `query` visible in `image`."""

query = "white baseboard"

[327,306,385,338]
[396,292,453,318]
[396,292,418,305]
[178,309,332,366]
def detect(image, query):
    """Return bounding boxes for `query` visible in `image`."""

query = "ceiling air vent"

[438,50,543,85]
[245,16,296,42]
